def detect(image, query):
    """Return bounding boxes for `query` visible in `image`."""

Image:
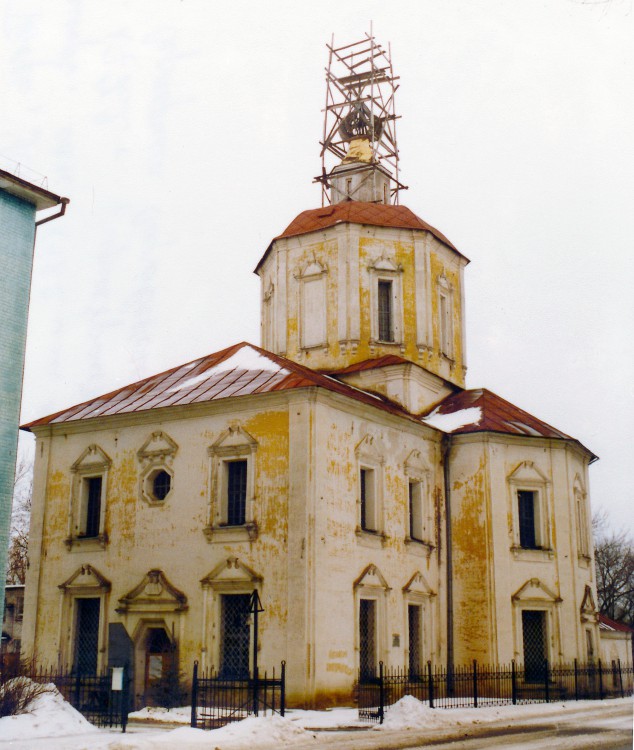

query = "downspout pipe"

[442,433,454,677]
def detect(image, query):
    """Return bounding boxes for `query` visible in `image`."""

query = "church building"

[21,36,601,707]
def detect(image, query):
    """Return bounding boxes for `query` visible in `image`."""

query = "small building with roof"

[21,35,601,707]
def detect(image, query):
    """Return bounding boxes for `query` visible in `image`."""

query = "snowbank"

[105,714,316,749]
[0,682,98,740]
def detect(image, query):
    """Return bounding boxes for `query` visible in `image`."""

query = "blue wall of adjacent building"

[0,190,36,613]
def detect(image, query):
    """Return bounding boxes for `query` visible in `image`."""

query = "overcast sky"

[3,0,633,530]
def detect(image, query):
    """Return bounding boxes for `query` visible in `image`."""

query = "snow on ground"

[128,705,191,724]
[105,715,315,749]
[1,694,631,749]
[0,682,99,741]
[421,406,482,432]
[376,695,633,731]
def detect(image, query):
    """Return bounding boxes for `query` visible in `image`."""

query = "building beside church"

[0,166,67,620]
[21,37,610,708]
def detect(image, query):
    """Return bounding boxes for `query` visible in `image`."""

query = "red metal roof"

[254,202,467,273]
[22,342,415,430]
[598,614,633,633]
[23,346,595,461]
[421,388,597,460]
[324,355,413,375]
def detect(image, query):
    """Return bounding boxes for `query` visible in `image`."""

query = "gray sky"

[3,0,633,530]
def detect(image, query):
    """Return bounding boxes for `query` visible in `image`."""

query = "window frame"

[508,462,552,558]
[355,435,385,543]
[206,427,258,543]
[368,256,404,346]
[298,260,328,351]
[66,445,111,550]
[437,274,454,359]
[354,565,389,678]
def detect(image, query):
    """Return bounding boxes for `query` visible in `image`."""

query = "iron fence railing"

[357,659,634,723]
[0,663,129,730]
[190,661,285,730]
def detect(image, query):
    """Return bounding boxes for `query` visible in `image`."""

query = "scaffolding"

[316,31,407,206]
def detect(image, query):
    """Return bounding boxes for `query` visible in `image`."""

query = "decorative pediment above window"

[58,564,111,592]
[355,433,385,464]
[437,272,452,291]
[403,571,435,598]
[368,255,402,274]
[297,259,328,279]
[208,426,258,458]
[137,431,178,464]
[404,449,431,478]
[71,445,112,474]
[117,569,188,613]
[353,564,391,592]
[580,585,599,623]
[512,578,562,604]
[200,557,262,592]
[508,461,551,486]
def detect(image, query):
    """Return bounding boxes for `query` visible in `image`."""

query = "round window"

[152,470,171,501]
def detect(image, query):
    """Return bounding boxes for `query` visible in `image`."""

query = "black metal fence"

[358,659,634,723]
[190,661,285,730]
[0,664,130,730]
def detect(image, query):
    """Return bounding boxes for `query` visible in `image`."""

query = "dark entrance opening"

[522,610,546,682]
[219,594,250,678]
[74,598,100,674]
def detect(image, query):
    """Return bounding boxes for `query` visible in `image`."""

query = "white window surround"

[66,445,112,550]
[200,557,262,672]
[404,449,434,554]
[297,260,328,350]
[205,426,258,543]
[507,461,553,558]
[402,571,436,668]
[574,475,590,561]
[368,256,404,346]
[511,578,562,664]
[262,280,275,351]
[58,564,111,672]
[437,273,454,359]
[137,431,178,507]
[355,434,386,544]
[353,564,390,673]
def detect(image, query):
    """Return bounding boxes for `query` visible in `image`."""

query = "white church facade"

[21,36,605,707]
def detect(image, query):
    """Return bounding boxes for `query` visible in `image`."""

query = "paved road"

[294,701,633,750]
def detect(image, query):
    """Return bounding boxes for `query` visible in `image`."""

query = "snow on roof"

[22,343,415,430]
[421,406,482,433]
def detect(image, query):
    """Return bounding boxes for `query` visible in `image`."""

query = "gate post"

[511,660,517,705]
[378,661,385,725]
[598,659,603,700]
[191,661,199,728]
[280,661,286,717]
[427,660,434,708]
[472,660,478,708]
[617,659,624,699]
[574,659,578,701]
[544,660,549,703]
[121,665,129,733]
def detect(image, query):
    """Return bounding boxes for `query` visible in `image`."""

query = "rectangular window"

[409,481,424,541]
[226,460,247,526]
[301,277,326,348]
[378,280,393,342]
[439,293,451,354]
[220,594,251,678]
[408,604,423,676]
[82,477,102,538]
[576,497,588,556]
[522,610,546,682]
[360,468,376,532]
[585,629,595,661]
[518,490,538,548]
[359,598,377,679]
[73,598,100,675]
